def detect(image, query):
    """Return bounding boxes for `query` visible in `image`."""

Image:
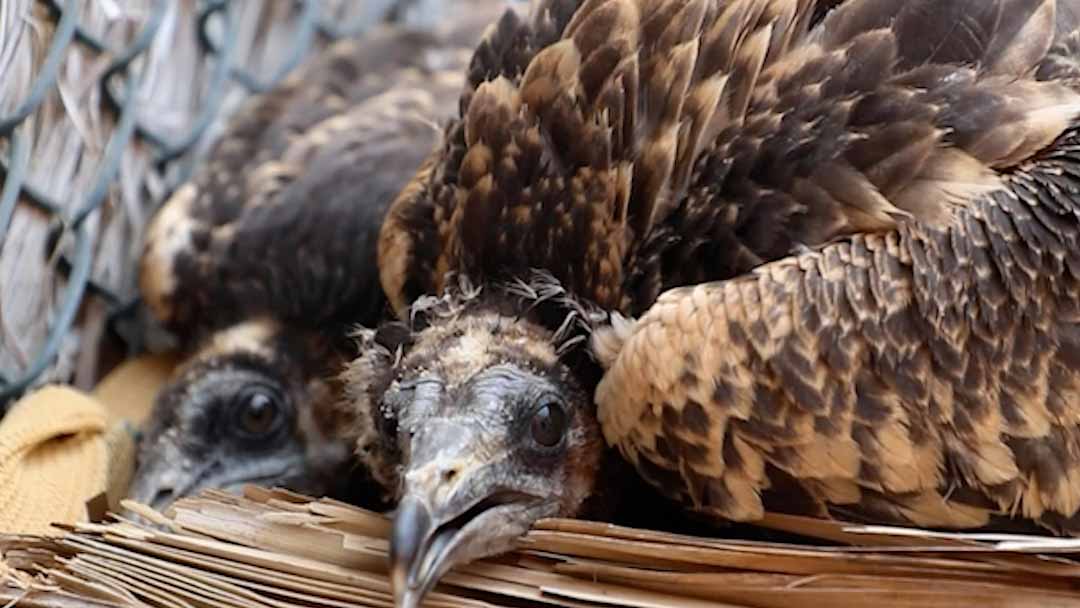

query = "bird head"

[126,318,360,513]
[342,278,607,608]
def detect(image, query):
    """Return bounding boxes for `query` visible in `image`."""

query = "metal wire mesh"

[0,0,426,409]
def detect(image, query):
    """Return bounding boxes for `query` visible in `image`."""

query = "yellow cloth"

[0,354,177,536]
[0,386,108,535]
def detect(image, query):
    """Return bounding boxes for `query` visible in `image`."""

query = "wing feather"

[380,0,823,315]
[596,121,1080,533]
[624,0,1080,311]
[140,21,487,339]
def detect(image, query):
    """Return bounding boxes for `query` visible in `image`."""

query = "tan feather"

[372,0,1080,547]
[595,118,1080,531]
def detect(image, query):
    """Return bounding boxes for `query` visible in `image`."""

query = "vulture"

[339,0,1080,605]
[127,3,510,513]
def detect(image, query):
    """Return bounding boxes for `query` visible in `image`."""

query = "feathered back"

[380,0,820,314]
[381,0,1080,321]
[626,0,1080,309]
[139,16,495,341]
[593,0,1080,531]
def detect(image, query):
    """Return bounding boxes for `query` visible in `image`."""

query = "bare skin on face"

[127,320,373,514]
[344,296,605,608]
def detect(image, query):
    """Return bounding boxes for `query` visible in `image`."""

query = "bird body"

[593,0,1080,532]
[128,3,508,512]
[140,33,477,336]
[343,0,1080,606]
[596,99,1080,532]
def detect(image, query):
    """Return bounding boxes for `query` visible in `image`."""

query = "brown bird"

[339,0,1080,605]
[595,0,1080,530]
[127,5,505,512]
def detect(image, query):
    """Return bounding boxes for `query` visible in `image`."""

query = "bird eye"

[530,401,568,448]
[233,388,286,438]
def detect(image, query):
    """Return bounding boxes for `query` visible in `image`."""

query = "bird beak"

[390,495,437,608]
[125,440,208,514]
[388,421,550,608]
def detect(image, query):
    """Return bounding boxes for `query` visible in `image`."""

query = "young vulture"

[127,4,509,513]
[341,0,1080,605]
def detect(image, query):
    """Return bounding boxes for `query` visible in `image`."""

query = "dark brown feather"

[139,13,498,340]
[596,0,1080,533]
[364,0,1080,558]
[382,0,1080,328]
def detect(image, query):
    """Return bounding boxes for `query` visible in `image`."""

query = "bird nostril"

[148,487,176,510]
[442,468,459,483]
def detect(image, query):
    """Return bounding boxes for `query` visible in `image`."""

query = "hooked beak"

[126,440,206,513]
[388,422,552,608]
[390,496,439,608]
[125,440,305,516]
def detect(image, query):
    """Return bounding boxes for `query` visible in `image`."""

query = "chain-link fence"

[0,0,434,410]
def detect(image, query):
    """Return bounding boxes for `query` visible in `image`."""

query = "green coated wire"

[0,126,31,242]
[0,0,79,134]
[0,1,162,405]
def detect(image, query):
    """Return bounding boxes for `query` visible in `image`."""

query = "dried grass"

[5,487,1080,607]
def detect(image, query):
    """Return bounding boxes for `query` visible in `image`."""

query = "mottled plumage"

[596,0,1080,532]
[140,32,474,335]
[128,6,504,512]
[342,1,1080,606]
